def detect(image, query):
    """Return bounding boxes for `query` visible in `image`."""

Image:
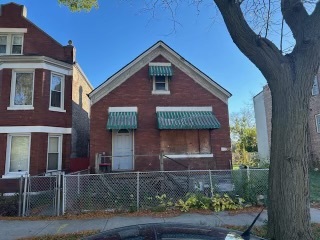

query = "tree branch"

[281,0,308,42]
[213,0,285,82]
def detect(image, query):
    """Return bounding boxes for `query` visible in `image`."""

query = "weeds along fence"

[0,169,269,217]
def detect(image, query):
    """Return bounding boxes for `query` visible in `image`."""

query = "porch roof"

[106,112,137,130]
[156,110,220,130]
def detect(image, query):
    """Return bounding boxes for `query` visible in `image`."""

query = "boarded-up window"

[160,130,211,154]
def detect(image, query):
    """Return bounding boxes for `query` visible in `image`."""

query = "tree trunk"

[267,74,313,240]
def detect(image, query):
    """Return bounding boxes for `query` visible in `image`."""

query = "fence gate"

[23,174,62,216]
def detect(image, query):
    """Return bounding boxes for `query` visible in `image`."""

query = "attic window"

[0,34,23,55]
[0,28,27,55]
[149,63,172,95]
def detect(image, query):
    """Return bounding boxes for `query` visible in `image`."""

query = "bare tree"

[59,0,320,239]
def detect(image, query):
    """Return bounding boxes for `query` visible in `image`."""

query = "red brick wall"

[0,3,73,63]
[0,69,72,127]
[0,3,76,176]
[0,133,72,176]
[90,55,232,171]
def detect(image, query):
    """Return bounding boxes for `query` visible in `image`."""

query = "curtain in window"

[9,136,29,172]
[14,73,33,105]
[48,137,59,171]
[51,75,62,108]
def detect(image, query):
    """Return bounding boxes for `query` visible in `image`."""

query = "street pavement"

[0,208,319,240]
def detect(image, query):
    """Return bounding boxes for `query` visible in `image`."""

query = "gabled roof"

[89,41,232,105]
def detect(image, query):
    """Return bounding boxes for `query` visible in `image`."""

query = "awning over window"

[149,65,173,77]
[107,112,137,130]
[156,107,220,130]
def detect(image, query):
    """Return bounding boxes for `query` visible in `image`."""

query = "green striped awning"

[149,65,173,76]
[157,111,220,129]
[107,112,137,130]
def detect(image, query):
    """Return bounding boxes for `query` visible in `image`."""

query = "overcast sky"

[4,0,267,114]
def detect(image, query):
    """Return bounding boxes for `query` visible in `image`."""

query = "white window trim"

[0,28,27,33]
[0,126,72,134]
[3,133,31,178]
[46,134,63,173]
[49,72,65,112]
[315,114,320,133]
[0,33,24,55]
[8,69,35,110]
[152,76,170,95]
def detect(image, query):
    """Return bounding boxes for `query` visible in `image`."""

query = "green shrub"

[175,193,242,212]
[232,170,268,205]
[211,194,244,212]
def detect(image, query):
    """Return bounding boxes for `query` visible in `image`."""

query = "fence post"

[18,175,23,217]
[77,172,80,195]
[56,173,61,216]
[159,152,164,171]
[209,170,214,197]
[136,172,140,211]
[22,174,28,216]
[62,172,66,215]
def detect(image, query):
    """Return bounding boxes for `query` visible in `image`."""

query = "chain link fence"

[64,169,269,214]
[0,169,269,217]
[24,175,60,216]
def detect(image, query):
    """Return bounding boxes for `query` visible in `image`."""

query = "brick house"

[89,41,232,172]
[0,3,93,178]
[253,69,320,167]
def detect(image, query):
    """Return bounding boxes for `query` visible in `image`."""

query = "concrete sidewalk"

[0,208,319,240]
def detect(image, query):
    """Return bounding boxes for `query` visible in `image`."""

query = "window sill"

[7,106,34,110]
[45,170,63,176]
[164,154,213,159]
[152,90,170,95]
[49,107,66,113]
[2,172,28,178]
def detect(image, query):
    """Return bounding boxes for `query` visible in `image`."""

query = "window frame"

[0,33,24,55]
[312,76,319,96]
[152,75,170,95]
[316,114,320,133]
[49,72,66,112]
[46,134,63,173]
[8,69,35,110]
[0,35,8,54]
[5,133,31,177]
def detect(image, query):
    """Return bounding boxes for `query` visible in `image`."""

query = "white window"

[312,77,319,96]
[47,135,62,172]
[0,34,23,55]
[0,35,7,54]
[49,73,65,112]
[316,115,320,133]
[8,70,34,110]
[152,76,170,94]
[5,134,31,177]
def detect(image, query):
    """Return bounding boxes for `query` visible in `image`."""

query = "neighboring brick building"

[89,41,232,172]
[253,69,320,167]
[0,3,93,178]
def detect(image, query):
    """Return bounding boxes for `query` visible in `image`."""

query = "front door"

[112,129,133,171]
